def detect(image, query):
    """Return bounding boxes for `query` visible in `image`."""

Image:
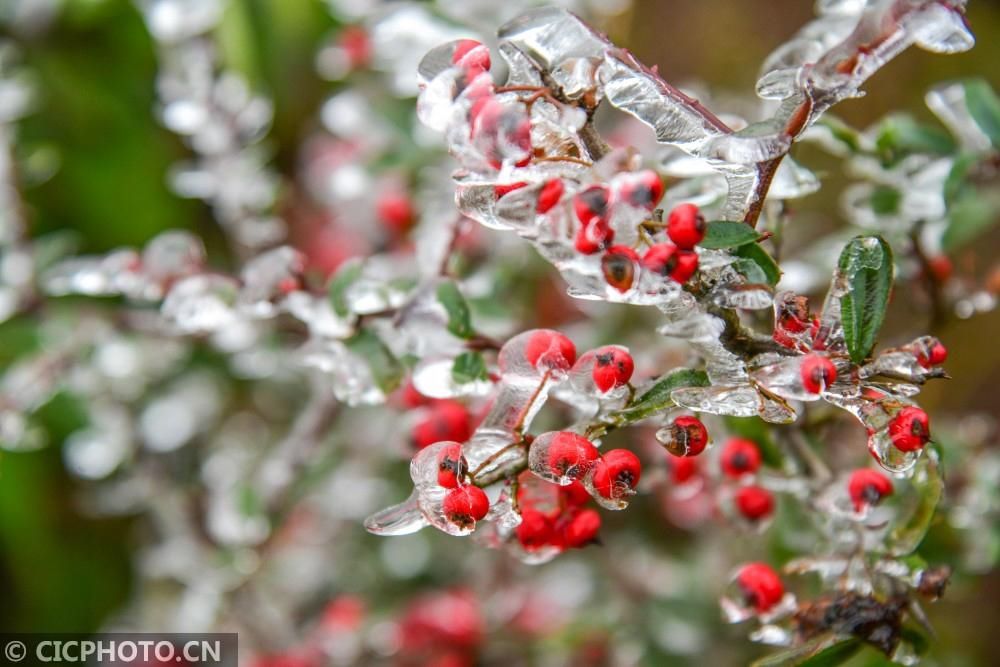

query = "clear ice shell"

[237,245,305,317]
[411,356,494,399]
[161,274,240,334]
[824,392,924,474]
[363,490,430,536]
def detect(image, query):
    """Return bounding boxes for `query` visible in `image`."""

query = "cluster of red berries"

[436,443,490,530]
[521,330,635,394]
[445,40,536,171]
[541,431,642,502]
[597,202,706,293]
[515,477,602,552]
[719,438,776,525]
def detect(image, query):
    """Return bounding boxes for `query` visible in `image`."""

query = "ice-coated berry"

[524,330,577,371]
[573,184,611,225]
[591,346,634,393]
[663,416,709,457]
[734,485,774,521]
[451,39,491,74]
[592,449,642,499]
[516,509,554,551]
[560,481,591,506]
[800,354,837,394]
[437,443,469,489]
[494,182,528,199]
[666,203,706,249]
[442,485,490,530]
[910,336,948,368]
[888,406,930,452]
[667,454,698,484]
[575,218,614,255]
[536,179,564,214]
[601,245,639,293]
[847,468,894,511]
[735,562,784,613]
[376,193,415,235]
[720,438,762,478]
[641,243,698,283]
[545,432,600,481]
[561,508,601,548]
[412,401,472,450]
[618,170,663,211]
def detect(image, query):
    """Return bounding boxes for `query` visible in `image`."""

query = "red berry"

[442,485,490,529]
[575,218,614,254]
[591,449,642,499]
[376,193,415,234]
[560,481,591,506]
[847,468,894,511]
[591,346,634,393]
[545,432,600,480]
[928,255,952,282]
[888,406,930,452]
[800,354,837,394]
[516,509,554,551]
[451,39,491,73]
[720,438,761,478]
[536,179,564,214]
[601,245,639,292]
[339,26,371,69]
[667,454,698,484]
[437,442,469,488]
[666,203,706,249]
[911,336,947,368]
[641,243,698,283]
[494,182,528,199]
[735,562,784,613]
[562,508,601,548]
[734,485,774,521]
[472,99,531,168]
[412,400,472,449]
[524,330,577,371]
[664,416,709,457]
[618,170,663,211]
[573,184,611,225]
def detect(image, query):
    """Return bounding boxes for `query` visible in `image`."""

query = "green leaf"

[328,258,364,318]
[889,454,944,556]
[344,329,403,393]
[816,116,863,153]
[943,152,979,206]
[451,351,488,385]
[964,78,1000,148]
[609,368,709,425]
[734,243,781,286]
[699,221,759,249]
[436,281,474,339]
[869,185,901,215]
[875,114,955,166]
[837,235,893,364]
[942,187,1000,251]
[752,636,861,667]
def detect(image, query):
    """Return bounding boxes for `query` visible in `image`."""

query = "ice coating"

[527,431,600,486]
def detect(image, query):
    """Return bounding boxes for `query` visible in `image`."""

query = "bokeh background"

[1,0,999,664]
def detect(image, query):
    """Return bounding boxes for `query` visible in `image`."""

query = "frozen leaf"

[344,329,403,394]
[452,351,489,385]
[700,221,760,249]
[328,258,364,318]
[364,491,430,536]
[436,280,474,339]
[837,235,893,364]
[161,275,240,334]
[751,635,862,667]
[605,368,709,427]
[733,243,781,286]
